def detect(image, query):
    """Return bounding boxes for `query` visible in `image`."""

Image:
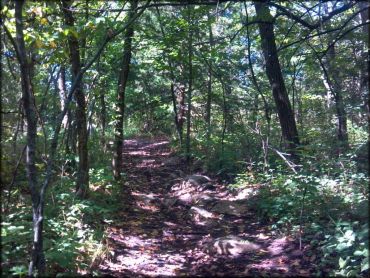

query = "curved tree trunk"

[113,0,138,180]
[254,1,300,157]
[15,1,45,274]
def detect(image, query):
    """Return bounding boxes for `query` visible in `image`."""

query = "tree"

[113,0,138,180]
[205,12,214,149]
[185,5,194,165]
[254,1,300,156]
[322,2,349,148]
[14,0,45,274]
[62,0,89,197]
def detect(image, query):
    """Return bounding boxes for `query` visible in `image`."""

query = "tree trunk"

[359,1,369,121]
[15,1,45,274]
[206,15,213,148]
[321,2,349,148]
[62,0,89,197]
[57,66,71,131]
[113,0,138,180]
[155,7,183,146]
[177,84,186,143]
[328,44,348,146]
[254,1,300,155]
[186,7,193,165]
[56,66,75,169]
[99,87,107,152]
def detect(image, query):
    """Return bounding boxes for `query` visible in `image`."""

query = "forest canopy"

[1,0,369,277]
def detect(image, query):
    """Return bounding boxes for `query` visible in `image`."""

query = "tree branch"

[269,1,356,30]
[3,25,22,64]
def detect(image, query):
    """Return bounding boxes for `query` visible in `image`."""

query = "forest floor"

[98,137,314,277]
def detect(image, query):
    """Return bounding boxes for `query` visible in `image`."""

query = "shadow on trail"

[98,137,312,277]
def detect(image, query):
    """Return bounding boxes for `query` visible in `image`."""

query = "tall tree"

[254,1,300,156]
[322,2,349,148]
[205,12,213,149]
[185,6,193,165]
[113,0,138,180]
[359,1,369,120]
[62,0,89,197]
[14,1,45,274]
[155,7,183,146]
[326,43,349,147]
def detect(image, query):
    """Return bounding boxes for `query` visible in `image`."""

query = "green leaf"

[339,257,347,269]
[361,258,369,272]
[336,242,349,251]
[354,249,365,256]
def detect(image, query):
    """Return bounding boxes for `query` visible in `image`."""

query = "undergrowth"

[228,152,369,277]
[1,166,121,277]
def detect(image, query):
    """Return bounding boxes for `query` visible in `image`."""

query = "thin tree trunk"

[206,14,213,149]
[325,42,348,147]
[171,83,183,145]
[220,82,227,169]
[177,84,186,143]
[321,2,349,148]
[244,3,271,170]
[56,67,76,172]
[62,0,89,197]
[113,0,138,180]
[155,7,183,145]
[359,1,369,121]
[57,66,69,129]
[99,87,107,152]
[186,7,193,165]
[15,1,45,274]
[254,1,300,157]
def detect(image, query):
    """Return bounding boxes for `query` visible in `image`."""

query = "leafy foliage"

[1,0,368,276]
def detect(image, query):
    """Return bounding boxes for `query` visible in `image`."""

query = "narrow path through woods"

[99,137,312,277]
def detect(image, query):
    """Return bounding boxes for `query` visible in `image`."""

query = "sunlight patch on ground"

[136,159,161,168]
[139,141,169,150]
[127,150,151,156]
[112,250,185,276]
[267,237,288,256]
[248,255,290,274]
[135,200,160,212]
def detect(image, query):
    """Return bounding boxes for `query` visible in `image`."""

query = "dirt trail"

[99,137,311,277]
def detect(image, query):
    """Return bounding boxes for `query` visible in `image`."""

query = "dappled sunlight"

[268,237,289,256]
[126,150,151,156]
[136,159,162,168]
[138,140,169,150]
[134,200,160,212]
[249,258,290,274]
[96,137,316,277]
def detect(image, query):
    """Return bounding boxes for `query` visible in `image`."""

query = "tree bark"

[327,44,349,146]
[14,0,45,274]
[254,1,300,156]
[177,84,186,143]
[321,2,349,148]
[113,0,138,180]
[186,7,193,165]
[99,86,107,151]
[359,1,369,121]
[62,0,89,197]
[206,14,213,148]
